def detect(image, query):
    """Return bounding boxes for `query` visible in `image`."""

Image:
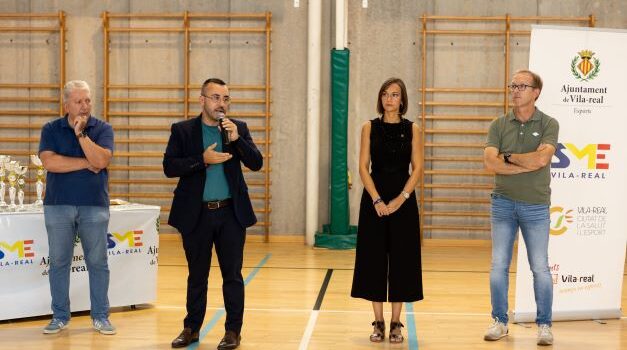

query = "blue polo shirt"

[38,115,114,207]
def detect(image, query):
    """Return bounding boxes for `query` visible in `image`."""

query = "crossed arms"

[484,143,556,175]
[40,138,112,174]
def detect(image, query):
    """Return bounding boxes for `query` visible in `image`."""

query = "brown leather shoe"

[171,328,199,348]
[217,330,241,350]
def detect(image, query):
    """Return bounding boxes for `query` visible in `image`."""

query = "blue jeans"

[44,205,111,322]
[489,194,553,326]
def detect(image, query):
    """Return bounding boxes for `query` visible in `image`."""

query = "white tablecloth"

[0,204,160,320]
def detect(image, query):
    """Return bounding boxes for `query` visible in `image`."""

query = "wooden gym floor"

[0,235,625,349]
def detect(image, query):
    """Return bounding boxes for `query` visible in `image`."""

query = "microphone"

[216,112,230,145]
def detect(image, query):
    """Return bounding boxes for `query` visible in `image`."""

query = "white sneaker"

[484,319,508,341]
[537,324,553,345]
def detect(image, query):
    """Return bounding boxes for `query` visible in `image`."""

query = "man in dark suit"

[164,78,262,349]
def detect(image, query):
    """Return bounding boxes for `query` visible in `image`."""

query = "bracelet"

[372,197,383,205]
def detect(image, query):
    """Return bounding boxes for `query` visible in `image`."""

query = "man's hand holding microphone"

[216,112,239,143]
[202,112,237,165]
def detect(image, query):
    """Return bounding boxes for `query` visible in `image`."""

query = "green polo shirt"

[485,108,559,205]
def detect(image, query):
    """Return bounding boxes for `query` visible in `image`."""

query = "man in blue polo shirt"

[38,80,115,335]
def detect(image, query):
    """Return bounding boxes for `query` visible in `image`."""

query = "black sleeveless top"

[370,117,413,175]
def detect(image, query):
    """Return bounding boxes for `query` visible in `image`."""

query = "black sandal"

[370,320,385,342]
[390,321,404,343]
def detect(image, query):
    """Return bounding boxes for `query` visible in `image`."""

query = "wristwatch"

[77,129,88,138]
[503,152,512,164]
[401,191,410,199]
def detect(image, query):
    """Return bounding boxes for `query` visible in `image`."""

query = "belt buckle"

[207,201,220,210]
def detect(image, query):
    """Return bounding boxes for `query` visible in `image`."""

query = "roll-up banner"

[514,25,627,322]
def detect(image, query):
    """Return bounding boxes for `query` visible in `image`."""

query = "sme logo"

[107,230,144,249]
[552,143,610,170]
[0,240,35,259]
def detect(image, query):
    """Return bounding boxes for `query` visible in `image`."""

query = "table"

[0,204,160,320]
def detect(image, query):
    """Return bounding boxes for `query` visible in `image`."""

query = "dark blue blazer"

[163,114,263,235]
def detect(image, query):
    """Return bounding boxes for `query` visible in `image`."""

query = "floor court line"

[155,304,491,317]
[313,270,333,310]
[298,269,333,350]
[156,304,627,321]
[405,302,419,350]
[162,264,497,275]
[187,253,271,350]
[298,311,319,350]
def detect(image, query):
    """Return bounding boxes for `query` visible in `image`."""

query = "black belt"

[204,198,231,210]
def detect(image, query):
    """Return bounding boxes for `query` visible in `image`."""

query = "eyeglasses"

[381,92,401,100]
[507,84,536,92]
[201,94,231,104]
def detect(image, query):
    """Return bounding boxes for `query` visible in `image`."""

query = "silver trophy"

[31,155,45,206]
[0,155,9,210]
[16,165,28,211]
[7,161,18,211]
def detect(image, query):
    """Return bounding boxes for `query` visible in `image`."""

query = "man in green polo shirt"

[483,70,559,346]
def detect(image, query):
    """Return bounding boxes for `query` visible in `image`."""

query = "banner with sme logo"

[514,25,627,322]
[0,204,159,320]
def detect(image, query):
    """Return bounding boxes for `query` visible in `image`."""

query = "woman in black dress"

[351,77,423,344]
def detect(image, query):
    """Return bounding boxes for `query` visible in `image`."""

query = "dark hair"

[376,77,408,116]
[201,78,227,95]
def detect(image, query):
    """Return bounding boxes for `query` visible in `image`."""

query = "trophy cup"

[7,160,17,211]
[0,155,8,211]
[16,165,28,211]
[31,155,45,206]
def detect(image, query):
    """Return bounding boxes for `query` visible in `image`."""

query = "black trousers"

[181,205,246,334]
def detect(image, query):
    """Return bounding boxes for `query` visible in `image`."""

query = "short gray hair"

[63,80,91,101]
[514,69,543,92]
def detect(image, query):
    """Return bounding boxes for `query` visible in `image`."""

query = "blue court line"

[405,302,419,350]
[188,253,271,350]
